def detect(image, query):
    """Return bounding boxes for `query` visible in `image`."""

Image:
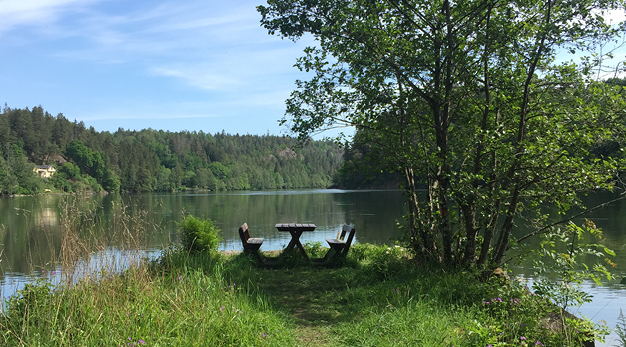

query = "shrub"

[177,215,221,253]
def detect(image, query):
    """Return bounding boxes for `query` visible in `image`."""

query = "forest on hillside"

[0,105,344,194]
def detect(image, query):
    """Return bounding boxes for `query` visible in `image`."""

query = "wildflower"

[520,336,527,340]
[177,276,182,281]
[263,333,267,337]
[220,306,225,311]
[138,340,146,345]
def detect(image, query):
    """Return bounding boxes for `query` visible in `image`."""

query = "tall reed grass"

[55,197,158,282]
[0,198,297,346]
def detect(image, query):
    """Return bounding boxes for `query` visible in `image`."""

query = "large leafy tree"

[259,0,626,266]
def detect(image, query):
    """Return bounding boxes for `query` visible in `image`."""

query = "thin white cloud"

[151,66,243,90]
[46,1,290,65]
[0,0,99,33]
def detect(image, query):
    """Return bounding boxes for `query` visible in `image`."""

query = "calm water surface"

[0,189,624,345]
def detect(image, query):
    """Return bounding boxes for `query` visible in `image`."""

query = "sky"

[0,0,324,137]
[1,1,625,139]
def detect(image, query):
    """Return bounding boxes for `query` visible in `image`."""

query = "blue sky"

[0,0,321,136]
[1,1,624,138]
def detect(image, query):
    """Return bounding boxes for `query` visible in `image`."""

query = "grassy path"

[222,248,482,347]
[253,268,348,346]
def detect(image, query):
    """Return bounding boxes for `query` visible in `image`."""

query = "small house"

[34,165,56,178]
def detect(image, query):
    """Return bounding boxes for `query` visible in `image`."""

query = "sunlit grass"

[0,204,604,346]
[1,252,298,346]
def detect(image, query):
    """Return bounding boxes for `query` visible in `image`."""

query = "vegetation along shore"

[1,213,624,346]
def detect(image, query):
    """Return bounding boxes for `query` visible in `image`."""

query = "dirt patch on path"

[294,325,332,347]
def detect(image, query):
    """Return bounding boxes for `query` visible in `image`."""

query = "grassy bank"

[0,243,604,346]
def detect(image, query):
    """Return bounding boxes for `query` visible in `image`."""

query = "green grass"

[0,243,603,346]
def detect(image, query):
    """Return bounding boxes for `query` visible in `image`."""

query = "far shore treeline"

[0,105,349,194]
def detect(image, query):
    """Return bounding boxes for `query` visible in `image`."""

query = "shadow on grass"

[222,244,488,329]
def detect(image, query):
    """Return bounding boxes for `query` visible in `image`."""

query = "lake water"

[0,189,624,345]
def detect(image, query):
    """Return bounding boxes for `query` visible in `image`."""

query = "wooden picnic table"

[275,223,317,260]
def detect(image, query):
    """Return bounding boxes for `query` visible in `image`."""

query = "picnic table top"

[275,223,317,231]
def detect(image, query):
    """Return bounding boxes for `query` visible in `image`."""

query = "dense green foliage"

[332,131,400,189]
[259,0,626,266]
[0,244,606,346]
[177,214,221,253]
[0,144,43,195]
[0,105,343,194]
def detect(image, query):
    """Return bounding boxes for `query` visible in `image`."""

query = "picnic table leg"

[281,231,299,258]
[294,240,310,261]
[283,230,310,261]
[285,231,298,250]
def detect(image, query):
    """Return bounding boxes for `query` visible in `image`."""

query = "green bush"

[177,215,221,253]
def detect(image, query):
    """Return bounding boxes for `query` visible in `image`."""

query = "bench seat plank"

[247,238,264,245]
[326,238,346,245]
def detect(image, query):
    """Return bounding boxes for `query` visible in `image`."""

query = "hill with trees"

[0,105,343,194]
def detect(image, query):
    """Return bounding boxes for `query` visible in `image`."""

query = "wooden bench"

[324,225,356,262]
[238,223,264,263]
